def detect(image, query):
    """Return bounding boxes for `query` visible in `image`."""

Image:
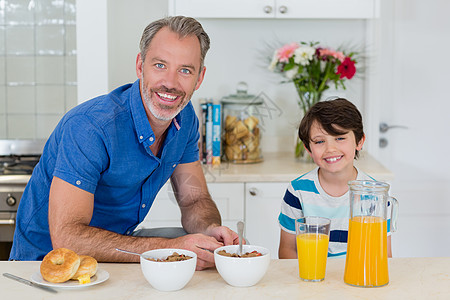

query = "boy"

[278,98,392,258]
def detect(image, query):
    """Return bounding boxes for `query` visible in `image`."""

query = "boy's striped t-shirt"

[278,166,375,257]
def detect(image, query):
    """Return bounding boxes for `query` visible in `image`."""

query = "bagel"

[71,255,98,284]
[40,248,80,283]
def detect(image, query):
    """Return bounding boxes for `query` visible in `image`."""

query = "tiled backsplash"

[0,0,77,139]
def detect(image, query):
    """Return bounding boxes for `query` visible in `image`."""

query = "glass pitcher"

[221,82,264,164]
[344,180,399,287]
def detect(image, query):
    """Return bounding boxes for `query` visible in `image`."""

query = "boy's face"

[307,121,365,174]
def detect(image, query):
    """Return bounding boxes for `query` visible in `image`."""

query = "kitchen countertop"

[203,151,393,183]
[2,257,449,299]
[0,151,393,185]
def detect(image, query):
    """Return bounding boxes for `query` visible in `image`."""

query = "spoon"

[237,221,244,255]
[115,248,150,259]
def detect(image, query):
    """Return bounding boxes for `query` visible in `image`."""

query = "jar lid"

[221,82,263,105]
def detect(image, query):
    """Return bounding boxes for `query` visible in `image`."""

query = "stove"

[0,155,40,175]
[0,139,46,260]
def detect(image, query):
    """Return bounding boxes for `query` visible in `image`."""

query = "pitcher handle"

[389,196,399,232]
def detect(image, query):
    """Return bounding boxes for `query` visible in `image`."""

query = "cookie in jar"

[221,82,263,163]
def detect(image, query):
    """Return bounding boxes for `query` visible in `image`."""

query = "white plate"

[31,269,109,289]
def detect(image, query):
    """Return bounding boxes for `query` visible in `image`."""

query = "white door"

[368,0,450,257]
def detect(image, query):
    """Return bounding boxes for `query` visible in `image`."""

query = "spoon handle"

[115,248,141,257]
[237,221,244,255]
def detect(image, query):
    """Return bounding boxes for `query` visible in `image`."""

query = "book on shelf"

[212,103,221,166]
[205,101,213,165]
[199,100,208,164]
[198,99,221,165]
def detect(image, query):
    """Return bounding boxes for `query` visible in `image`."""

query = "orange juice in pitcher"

[344,181,398,288]
[344,216,388,286]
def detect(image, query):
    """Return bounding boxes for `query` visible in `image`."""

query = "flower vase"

[295,136,305,158]
[294,87,322,162]
[295,136,313,162]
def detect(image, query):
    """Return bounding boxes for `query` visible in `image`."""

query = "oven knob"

[6,194,17,206]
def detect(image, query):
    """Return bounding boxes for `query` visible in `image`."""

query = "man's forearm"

[179,193,222,234]
[170,161,222,234]
[51,224,172,262]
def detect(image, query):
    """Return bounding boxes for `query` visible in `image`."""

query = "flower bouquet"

[268,41,358,158]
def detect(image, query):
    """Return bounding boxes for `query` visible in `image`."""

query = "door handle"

[248,187,258,196]
[0,219,15,225]
[379,122,408,133]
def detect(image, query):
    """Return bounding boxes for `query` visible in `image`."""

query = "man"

[10,16,239,270]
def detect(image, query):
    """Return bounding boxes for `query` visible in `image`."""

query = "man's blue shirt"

[10,79,200,260]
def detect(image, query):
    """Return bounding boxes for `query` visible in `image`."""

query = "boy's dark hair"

[298,98,365,158]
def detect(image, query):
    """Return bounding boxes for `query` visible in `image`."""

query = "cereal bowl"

[214,245,270,287]
[140,248,197,292]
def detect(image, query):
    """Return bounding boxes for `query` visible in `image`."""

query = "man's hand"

[166,225,241,270]
[170,233,223,270]
[205,225,241,246]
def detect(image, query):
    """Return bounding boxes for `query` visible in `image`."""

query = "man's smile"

[156,92,178,102]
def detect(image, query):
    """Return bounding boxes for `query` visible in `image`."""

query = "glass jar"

[221,82,263,164]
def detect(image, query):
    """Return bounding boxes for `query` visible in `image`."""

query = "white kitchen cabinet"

[245,182,288,259]
[136,182,245,231]
[169,0,275,19]
[137,180,287,259]
[168,0,378,19]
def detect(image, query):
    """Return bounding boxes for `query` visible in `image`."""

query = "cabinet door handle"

[249,187,258,196]
[263,5,273,14]
[0,219,15,225]
[278,5,288,14]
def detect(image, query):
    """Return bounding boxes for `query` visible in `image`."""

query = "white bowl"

[214,245,270,287]
[140,248,197,292]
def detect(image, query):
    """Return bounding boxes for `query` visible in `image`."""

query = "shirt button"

[149,137,154,142]
[172,164,176,168]
[142,204,146,208]
[76,180,81,185]
[139,136,143,140]
[126,231,130,235]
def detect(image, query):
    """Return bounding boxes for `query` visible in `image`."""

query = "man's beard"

[141,75,193,121]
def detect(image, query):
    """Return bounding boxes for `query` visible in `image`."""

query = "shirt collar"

[130,79,182,146]
[130,79,154,145]
[172,117,181,130]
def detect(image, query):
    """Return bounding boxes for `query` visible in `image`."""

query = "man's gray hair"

[139,16,210,70]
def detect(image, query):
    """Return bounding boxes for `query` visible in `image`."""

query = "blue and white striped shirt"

[278,167,375,257]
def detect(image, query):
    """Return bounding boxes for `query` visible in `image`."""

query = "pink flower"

[337,57,356,79]
[319,48,345,62]
[277,43,299,63]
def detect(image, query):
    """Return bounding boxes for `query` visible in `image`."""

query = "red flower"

[337,57,356,79]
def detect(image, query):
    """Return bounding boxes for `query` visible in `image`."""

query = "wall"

[76,0,108,103]
[105,1,369,153]
[0,0,77,139]
[107,0,168,91]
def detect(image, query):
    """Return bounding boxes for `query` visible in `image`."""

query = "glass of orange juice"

[295,217,331,282]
